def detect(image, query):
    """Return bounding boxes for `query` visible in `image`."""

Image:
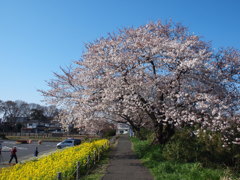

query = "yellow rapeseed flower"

[0,139,109,180]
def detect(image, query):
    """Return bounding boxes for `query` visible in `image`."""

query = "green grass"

[131,137,236,180]
[80,151,110,180]
[81,136,118,180]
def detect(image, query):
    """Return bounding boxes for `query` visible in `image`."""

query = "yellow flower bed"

[0,139,109,180]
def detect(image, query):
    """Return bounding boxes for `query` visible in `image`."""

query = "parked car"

[56,139,81,149]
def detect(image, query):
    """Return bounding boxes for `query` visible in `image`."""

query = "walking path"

[102,135,153,180]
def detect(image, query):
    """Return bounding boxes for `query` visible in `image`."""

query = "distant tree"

[43,105,59,121]
[1,100,31,123]
[15,100,30,117]
[28,103,42,111]
[2,101,19,123]
[30,109,48,122]
[0,99,61,132]
[16,122,23,132]
[0,100,4,114]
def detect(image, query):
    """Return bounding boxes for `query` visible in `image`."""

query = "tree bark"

[152,122,175,145]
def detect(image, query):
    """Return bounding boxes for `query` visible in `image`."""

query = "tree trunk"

[134,129,146,140]
[152,122,175,145]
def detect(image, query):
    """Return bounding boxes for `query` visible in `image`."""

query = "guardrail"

[2,132,99,139]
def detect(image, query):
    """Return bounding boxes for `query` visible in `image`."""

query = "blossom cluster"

[41,21,239,145]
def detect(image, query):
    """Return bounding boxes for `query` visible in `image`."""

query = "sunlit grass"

[131,138,236,180]
[81,152,110,180]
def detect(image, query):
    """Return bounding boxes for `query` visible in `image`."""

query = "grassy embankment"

[80,151,110,180]
[131,137,239,180]
[80,136,118,180]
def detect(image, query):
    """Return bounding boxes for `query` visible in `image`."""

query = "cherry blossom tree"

[42,21,239,144]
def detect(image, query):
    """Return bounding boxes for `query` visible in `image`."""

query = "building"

[116,123,130,135]
[21,120,62,133]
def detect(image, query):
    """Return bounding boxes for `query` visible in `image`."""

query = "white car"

[56,139,81,149]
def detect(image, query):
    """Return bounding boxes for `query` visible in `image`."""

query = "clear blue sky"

[0,0,239,105]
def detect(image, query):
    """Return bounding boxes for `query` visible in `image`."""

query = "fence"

[3,132,99,139]
[57,144,107,180]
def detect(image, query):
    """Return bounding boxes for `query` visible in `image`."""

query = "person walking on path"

[102,135,153,180]
[9,146,18,164]
[0,141,2,155]
[34,147,39,157]
[0,141,3,162]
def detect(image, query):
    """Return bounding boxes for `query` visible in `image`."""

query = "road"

[0,140,59,168]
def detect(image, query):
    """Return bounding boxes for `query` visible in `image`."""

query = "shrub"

[162,129,200,162]
[131,137,229,180]
[0,134,6,139]
[197,131,240,167]
[101,129,116,138]
[162,128,240,169]
[131,137,164,161]
[135,128,154,141]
